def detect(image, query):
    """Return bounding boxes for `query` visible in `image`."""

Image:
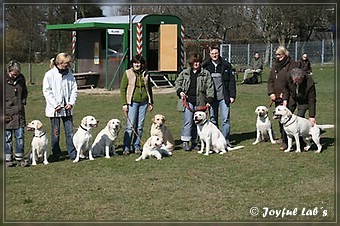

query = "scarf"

[274,55,291,72]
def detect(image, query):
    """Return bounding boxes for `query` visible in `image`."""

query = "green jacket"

[175,67,214,109]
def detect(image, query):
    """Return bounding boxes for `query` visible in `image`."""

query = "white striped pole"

[180,24,185,70]
[71,30,76,71]
[136,23,143,55]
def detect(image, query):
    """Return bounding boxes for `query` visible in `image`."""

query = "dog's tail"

[317,124,334,131]
[227,145,245,151]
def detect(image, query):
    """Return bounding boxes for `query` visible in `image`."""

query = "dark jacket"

[5,73,28,129]
[287,74,316,117]
[298,59,312,74]
[268,56,297,100]
[202,56,236,103]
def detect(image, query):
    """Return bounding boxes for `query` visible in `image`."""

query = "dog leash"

[182,96,210,112]
[123,111,145,145]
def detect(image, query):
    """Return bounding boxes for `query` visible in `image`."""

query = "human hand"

[230,98,235,104]
[55,105,62,113]
[148,103,154,112]
[65,104,73,111]
[269,94,276,101]
[180,92,186,99]
[309,117,316,127]
[122,105,128,113]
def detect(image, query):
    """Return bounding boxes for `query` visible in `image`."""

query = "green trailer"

[47,14,184,90]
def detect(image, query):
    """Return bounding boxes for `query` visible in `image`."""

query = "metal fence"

[219,40,335,67]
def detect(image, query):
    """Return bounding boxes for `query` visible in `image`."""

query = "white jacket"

[43,67,78,117]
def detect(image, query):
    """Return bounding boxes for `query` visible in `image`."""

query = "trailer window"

[106,29,124,58]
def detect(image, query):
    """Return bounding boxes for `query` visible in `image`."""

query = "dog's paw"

[304,146,311,151]
[284,149,291,153]
[252,141,258,145]
[31,162,37,166]
[104,156,111,159]
[203,153,209,156]
[73,159,79,163]
[89,157,94,161]
[271,140,277,144]
[197,150,203,154]
[168,151,173,156]
[295,150,301,153]
[43,161,49,165]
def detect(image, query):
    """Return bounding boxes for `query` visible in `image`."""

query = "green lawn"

[4,63,336,222]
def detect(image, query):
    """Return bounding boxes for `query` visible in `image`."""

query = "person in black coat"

[5,60,29,167]
[202,44,236,147]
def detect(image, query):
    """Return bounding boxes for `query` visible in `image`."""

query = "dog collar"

[284,115,296,126]
[80,125,88,131]
[34,132,46,138]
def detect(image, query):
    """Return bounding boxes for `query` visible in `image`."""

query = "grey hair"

[290,68,305,79]
[7,60,21,73]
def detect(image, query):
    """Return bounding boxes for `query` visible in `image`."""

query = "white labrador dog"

[273,105,334,153]
[26,120,49,165]
[73,115,98,162]
[90,119,121,160]
[253,106,276,145]
[135,136,172,161]
[150,114,175,152]
[194,111,244,155]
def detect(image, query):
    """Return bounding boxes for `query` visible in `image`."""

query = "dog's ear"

[162,115,165,122]
[82,117,87,126]
[264,107,268,113]
[37,121,43,129]
[146,137,153,147]
[151,116,155,123]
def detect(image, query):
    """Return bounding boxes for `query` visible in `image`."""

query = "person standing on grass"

[43,52,78,161]
[120,54,154,155]
[268,46,297,150]
[202,44,236,148]
[176,52,214,151]
[298,53,313,76]
[241,51,263,84]
[5,60,30,167]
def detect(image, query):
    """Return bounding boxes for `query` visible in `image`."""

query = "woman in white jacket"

[43,52,78,161]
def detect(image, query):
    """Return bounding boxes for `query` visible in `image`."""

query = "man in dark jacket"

[5,60,29,167]
[286,67,316,126]
[202,44,236,147]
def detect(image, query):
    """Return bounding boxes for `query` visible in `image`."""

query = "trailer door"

[159,24,177,71]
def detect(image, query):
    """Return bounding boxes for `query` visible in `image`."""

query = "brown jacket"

[5,73,28,129]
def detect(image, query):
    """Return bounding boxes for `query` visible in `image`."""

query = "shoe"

[191,144,200,151]
[123,150,130,155]
[226,143,234,148]
[135,149,142,155]
[17,160,30,167]
[241,80,245,84]
[6,161,16,167]
[183,142,191,151]
[279,143,288,150]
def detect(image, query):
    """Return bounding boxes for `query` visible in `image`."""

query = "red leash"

[182,96,209,112]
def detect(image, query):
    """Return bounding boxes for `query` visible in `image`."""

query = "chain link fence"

[219,39,335,67]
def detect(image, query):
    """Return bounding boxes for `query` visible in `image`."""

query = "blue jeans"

[123,101,148,151]
[209,98,231,144]
[181,102,198,143]
[5,128,25,161]
[50,116,76,160]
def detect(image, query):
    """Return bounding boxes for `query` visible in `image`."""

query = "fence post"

[247,43,250,65]
[295,41,298,62]
[321,39,325,65]
[270,43,273,68]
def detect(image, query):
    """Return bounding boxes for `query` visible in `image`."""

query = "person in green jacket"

[175,52,214,151]
[241,52,263,83]
[120,54,153,155]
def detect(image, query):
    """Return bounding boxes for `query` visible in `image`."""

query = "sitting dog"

[90,119,121,160]
[26,120,49,165]
[273,105,334,153]
[194,111,244,155]
[150,114,175,152]
[253,106,276,145]
[135,136,172,161]
[73,115,98,162]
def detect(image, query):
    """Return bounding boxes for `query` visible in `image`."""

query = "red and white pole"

[180,24,185,70]
[71,30,76,71]
[136,23,143,55]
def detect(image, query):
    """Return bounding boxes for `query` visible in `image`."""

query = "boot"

[183,141,191,151]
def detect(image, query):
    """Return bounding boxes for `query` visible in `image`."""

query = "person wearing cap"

[285,67,317,126]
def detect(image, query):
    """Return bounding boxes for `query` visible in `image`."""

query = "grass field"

[4,63,336,223]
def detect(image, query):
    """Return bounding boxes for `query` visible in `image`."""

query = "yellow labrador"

[150,114,175,152]
[135,136,172,161]
[73,115,98,162]
[26,120,49,165]
[273,105,334,153]
[90,119,121,160]
[253,106,276,145]
[194,111,244,155]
